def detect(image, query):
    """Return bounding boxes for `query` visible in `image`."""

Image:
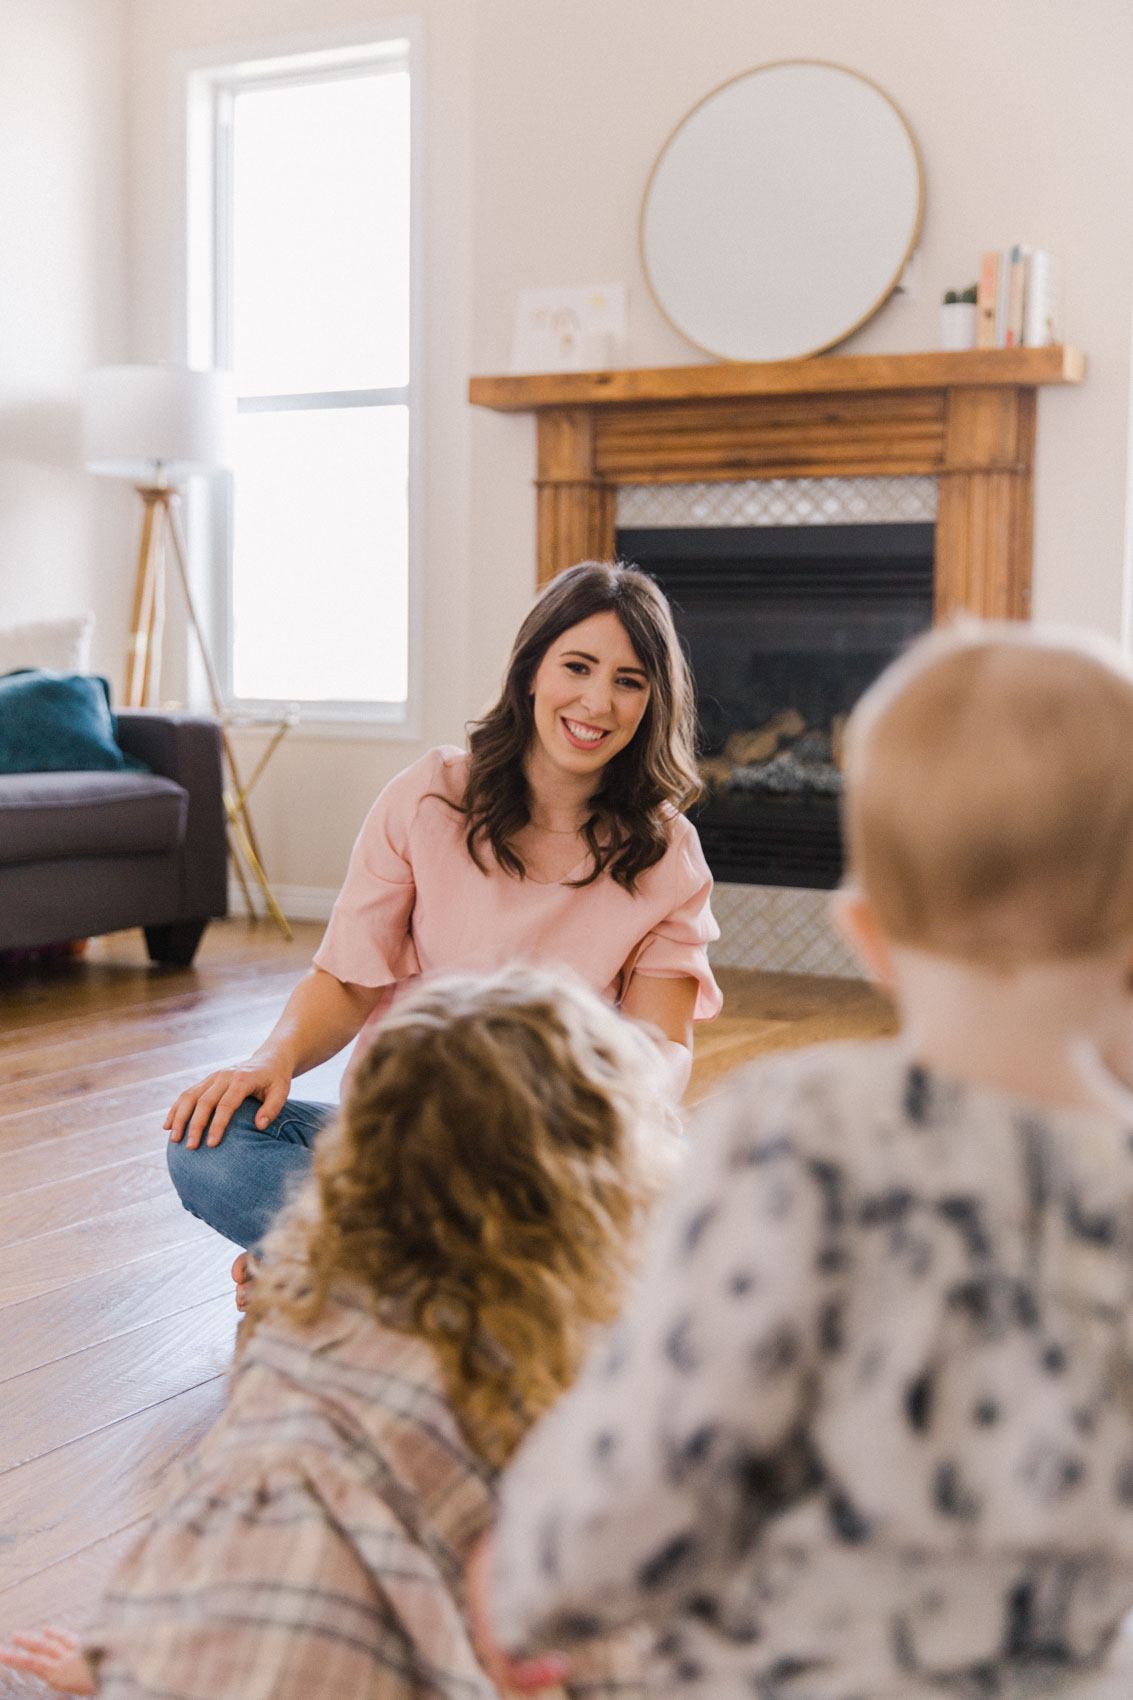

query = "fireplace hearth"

[618,522,935,888]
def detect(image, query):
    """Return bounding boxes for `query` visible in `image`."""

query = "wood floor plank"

[0,1153,172,1249]
[689,1015,790,1068]
[0,1379,229,1588]
[0,958,254,1035]
[0,1064,347,1158]
[0,1115,167,1198]
[0,968,196,1033]
[0,1064,255,1151]
[752,1002,897,1054]
[686,1019,792,1104]
[0,960,306,1059]
[0,922,323,1037]
[0,1192,231,1310]
[0,1098,158,1157]
[0,1526,143,1654]
[168,918,325,967]
[0,981,299,1085]
[0,1240,234,1384]
[711,966,889,1023]
[292,1050,351,1104]
[0,1297,237,1474]
[0,1074,345,1193]
[686,972,893,1104]
[0,1016,290,1118]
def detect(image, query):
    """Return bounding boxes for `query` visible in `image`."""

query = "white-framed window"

[186,25,420,728]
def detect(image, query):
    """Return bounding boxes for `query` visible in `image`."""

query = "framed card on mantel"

[509,285,628,374]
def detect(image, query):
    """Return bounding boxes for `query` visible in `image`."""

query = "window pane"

[231,406,408,703]
[232,69,410,395]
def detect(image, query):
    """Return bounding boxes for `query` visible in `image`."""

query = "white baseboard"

[227,880,338,923]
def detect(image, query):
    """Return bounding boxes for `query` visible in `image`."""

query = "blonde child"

[479,623,1133,1700]
[0,966,674,1699]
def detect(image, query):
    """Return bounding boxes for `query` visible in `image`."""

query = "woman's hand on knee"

[165,967,371,1150]
[165,1056,293,1150]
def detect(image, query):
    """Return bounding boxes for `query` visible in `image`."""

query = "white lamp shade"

[82,364,235,481]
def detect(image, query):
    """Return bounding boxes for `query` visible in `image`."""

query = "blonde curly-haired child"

[1,966,674,1700]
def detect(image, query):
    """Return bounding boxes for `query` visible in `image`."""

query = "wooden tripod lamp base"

[125,487,173,710]
[83,364,291,940]
[122,486,293,943]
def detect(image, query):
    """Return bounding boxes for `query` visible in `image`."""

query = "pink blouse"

[314,746,722,1069]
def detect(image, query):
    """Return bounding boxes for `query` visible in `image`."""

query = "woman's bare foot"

[231,1252,251,1312]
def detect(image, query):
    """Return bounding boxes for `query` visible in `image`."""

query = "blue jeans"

[166,1096,335,1250]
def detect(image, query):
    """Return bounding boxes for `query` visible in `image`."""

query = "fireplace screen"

[618,522,935,888]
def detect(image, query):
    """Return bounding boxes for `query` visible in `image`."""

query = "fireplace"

[619,521,934,887]
[469,348,1083,972]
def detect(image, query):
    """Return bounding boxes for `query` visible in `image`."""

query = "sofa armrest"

[116,710,228,920]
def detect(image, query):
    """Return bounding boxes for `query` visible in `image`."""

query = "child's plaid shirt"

[86,1290,642,1700]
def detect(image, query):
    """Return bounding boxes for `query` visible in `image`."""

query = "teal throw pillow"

[0,669,146,775]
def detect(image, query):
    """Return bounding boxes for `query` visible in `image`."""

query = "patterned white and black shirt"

[491,1041,1133,1700]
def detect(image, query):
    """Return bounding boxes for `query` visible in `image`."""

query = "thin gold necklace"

[528,816,586,835]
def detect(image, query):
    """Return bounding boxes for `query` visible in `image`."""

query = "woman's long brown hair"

[242,967,676,1469]
[462,561,701,893]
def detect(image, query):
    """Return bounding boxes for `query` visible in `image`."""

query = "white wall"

[0,0,131,682]
[26,0,1133,906]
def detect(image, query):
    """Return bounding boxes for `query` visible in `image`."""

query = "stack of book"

[976,248,1061,349]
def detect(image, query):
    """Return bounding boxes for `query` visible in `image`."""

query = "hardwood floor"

[0,920,343,1688]
[0,919,895,1685]
[689,965,896,1105]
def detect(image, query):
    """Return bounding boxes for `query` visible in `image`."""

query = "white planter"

[940,301,978,351]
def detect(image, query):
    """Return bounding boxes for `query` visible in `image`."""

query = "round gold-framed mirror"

[640,61,924,362]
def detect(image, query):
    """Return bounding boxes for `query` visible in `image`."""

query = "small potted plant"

[940,284,978,350]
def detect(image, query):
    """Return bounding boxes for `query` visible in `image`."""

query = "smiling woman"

[165,562,723,1283]
[534,618,650,751]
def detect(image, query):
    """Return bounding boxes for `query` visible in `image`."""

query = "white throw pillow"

[0,614,95,675]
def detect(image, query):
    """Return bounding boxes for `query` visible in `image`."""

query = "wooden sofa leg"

[144,919,208,967]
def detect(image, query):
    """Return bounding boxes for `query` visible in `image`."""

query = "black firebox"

[617,522,935,888]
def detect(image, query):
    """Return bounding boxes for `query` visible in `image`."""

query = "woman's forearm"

[255,968,385,1077]
[167,967,386,1146]
[620,972,697,1101]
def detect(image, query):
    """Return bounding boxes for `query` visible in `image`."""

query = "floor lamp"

[82,364,292,940]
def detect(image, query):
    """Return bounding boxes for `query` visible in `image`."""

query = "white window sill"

[222,709,423,743]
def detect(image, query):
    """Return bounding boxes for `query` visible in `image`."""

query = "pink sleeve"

[312,754,435,990]
[631,823,723,1022]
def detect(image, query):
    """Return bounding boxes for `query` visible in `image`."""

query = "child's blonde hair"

[843,620,1133,969]
[244,966,676,1467]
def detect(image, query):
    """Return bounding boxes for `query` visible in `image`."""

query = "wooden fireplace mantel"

[468,347,1085,616]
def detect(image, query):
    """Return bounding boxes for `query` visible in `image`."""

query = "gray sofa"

[0,710,228,966]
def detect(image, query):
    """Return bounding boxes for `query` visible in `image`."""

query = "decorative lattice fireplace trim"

[709,884,860,978]
[615,474,938,530]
